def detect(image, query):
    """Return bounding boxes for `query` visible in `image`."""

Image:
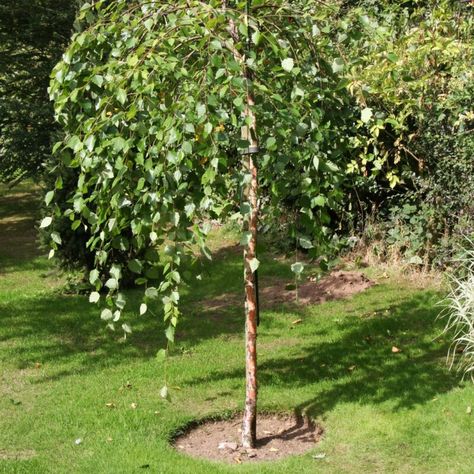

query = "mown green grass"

[1,186,474,473]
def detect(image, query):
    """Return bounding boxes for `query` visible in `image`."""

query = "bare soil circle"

[173,414,322,464]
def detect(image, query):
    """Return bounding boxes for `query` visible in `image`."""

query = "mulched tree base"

[173,414,322,464]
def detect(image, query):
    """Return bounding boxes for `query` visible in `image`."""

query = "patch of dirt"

[0,448,36,460]
[203,270,374,312]
[174,413,322,464]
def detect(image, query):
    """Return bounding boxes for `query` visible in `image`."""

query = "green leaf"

[116,293,126,310]
[266,137,277,150]
[105,278,118,290]
[331,58,345,73]
[312,195,326,207]
[122,323,132,334]
[44,191,55,206]
[40,217,52,229]
[101,308,113,321]
[165,325,175,342]
[313,156,320,170]
[89,292,100,303]
[89,269,100,285]
[281,58,294,72]
[249,258,260,273]
[128,259,143,274]
[291,262,305,275]
[182,141,192,154]
[127,55,139,67]
[156,349,167,361]
[252,30,262,45]
[66,135,82,152]
[387,52,399,63]
[116,88,127,105]
[51,232,62,245]
[145,287,158,299]
[111,136,127,152]
[240,231,252,246]
[361,108,373,123]
[299,237,314,249]
[139,303,147,315]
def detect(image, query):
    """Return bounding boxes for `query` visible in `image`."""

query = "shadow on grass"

[183,289,459,413]
[0,246,252,381]
[0,189,457,414]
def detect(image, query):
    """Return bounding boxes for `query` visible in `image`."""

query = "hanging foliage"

[46,0,354,340]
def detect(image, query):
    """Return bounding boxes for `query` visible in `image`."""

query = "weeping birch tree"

[45,0,352,448]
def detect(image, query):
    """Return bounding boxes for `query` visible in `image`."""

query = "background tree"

[0,0,76,183]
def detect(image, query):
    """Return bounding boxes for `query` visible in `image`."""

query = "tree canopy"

[46,0,356,337]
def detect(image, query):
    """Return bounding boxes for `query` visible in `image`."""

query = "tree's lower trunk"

[242,151,258,449]
[224,0,259,449]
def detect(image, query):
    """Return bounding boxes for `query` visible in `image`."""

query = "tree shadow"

[182,290,459,414]
[0,246,253,381]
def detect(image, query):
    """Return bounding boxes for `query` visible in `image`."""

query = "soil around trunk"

[173,413,322,464]
[203,270,374,312]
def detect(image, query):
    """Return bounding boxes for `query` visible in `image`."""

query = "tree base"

[173,413,322,464]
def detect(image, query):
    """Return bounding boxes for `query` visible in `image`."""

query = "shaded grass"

[1,187,474,473]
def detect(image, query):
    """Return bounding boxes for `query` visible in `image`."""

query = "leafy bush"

[332,0,474,267]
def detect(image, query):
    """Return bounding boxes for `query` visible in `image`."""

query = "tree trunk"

[241,100,259,449]
[222,0,259,449]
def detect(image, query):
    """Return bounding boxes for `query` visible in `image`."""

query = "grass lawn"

[1,185,474,473]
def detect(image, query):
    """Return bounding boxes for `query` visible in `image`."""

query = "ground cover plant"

[3,186,474,472]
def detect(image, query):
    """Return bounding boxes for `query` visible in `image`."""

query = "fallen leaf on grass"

[105,402,116,409]
[348,365,357,371]
[292,319,303,325]
[74,438,82,446]
[467,406,472,415]
[392,346,401,353]
[312,453,326,460]
[34,362,42,369]
[130,402,138,409]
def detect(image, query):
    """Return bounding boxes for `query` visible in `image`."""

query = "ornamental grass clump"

[442,251,474,379]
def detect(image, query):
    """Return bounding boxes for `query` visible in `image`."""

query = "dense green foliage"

[0,0,76,183]
[46,0,359,339]
[334,0,474,265]
[42,0,474,281]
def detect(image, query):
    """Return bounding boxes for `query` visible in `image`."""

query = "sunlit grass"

[1,187,474,473]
